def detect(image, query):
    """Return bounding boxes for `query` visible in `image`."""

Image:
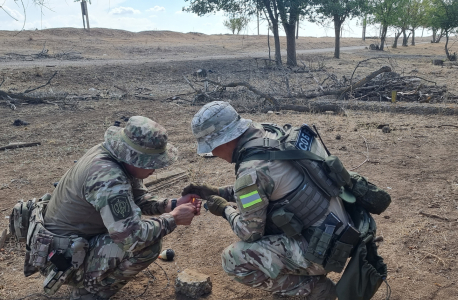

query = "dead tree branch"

[203,79,280,107]
[338,66,392,100]
[0,142,41,151]
[24,71,57,94]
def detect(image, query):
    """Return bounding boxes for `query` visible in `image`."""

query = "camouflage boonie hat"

[103,116,177,169]
[192,101,252,154]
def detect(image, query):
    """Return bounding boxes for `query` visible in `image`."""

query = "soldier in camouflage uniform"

[41,116,201,299]
[184,101,349,299]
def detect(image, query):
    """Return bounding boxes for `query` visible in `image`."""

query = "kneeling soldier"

[24,116,200,299]
[185,101,355,299]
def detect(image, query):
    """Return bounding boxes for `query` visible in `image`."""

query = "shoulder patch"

[108,196,133,221]
[235,171,265,213]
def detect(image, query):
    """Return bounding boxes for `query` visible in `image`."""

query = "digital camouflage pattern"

[191,101,252,154]
[104,116,177,169]
[221,234,332,297]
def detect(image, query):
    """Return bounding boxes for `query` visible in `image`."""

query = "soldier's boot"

[70,287,109,300]
[305,276,337,300]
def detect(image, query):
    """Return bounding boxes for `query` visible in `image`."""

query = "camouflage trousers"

[68,233,162,298]
[221,234,336,299]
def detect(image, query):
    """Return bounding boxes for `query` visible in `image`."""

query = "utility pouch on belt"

[324,224,360,273]
[30,232,53,268]
[270,208,303,238]
[304,212,343,265]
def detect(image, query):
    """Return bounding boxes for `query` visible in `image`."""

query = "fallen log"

[338,66,392,100]
[262,102,345,114]
[202,80,280,108]
[0,142,41,151]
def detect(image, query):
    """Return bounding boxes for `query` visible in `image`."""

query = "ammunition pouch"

[20,195,89,295]
[303,213,360,274]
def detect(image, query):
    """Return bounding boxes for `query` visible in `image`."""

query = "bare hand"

[178,194,202,215]
[170,203,196,225]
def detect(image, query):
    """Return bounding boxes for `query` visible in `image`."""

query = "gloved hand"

[182,183,219,199]
[206,195,230,217]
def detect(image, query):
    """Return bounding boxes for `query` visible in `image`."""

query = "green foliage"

[310,0,370,25]
[223,15,250,34]
[425,0,458,33]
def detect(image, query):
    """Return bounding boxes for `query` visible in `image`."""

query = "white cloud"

[109,7,140,15]
[146,6,165,12]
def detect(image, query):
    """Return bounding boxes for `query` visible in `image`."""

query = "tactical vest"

[234,123,352,237]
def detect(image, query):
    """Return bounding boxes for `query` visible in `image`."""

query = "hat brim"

[196,118,252,154]
[104,126,178,169]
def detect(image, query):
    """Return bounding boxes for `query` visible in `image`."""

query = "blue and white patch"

[295,125,316,151]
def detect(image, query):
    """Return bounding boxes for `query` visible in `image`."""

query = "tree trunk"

[296,19,299,39]
[334,18,342,59]
[432,28,437,43]
[362,16,367,41]
[284,23,297,66]
[445,31,451,60]
[263,1,282,65]
[380,25,388,51]
[411,29,415,46]
[402,28,408,46]
[272,22,282,65]
[392,30,402,48]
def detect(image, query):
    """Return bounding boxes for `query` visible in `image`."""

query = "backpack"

[236,123,391,214]
[9,193,51,243]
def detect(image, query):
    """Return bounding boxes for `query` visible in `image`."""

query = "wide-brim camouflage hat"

[192,101,252,154]
[103,116,178,169]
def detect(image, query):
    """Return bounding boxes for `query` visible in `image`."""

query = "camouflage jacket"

[221,123,349,243]
[44,144,176,253]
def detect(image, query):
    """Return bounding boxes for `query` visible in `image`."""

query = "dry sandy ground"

[0,29,458,300]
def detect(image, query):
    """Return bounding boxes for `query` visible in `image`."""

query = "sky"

[0,0,401,38]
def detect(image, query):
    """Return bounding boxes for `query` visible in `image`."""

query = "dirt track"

[1,29,458,300]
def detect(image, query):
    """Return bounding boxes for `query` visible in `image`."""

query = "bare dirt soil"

[1,28,458,300]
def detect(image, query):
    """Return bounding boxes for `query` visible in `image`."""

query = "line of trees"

[184,0,458,64]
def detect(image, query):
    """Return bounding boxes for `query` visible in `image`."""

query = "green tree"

[427,0,458,60]
[223,15,250,34]
[184,0,311,66]
[408,0,426,45]
[368,0,402,50]
[311,0,370,58]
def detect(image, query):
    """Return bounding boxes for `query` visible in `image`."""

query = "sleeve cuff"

[161,213,177,232]
[223,206,237,220]
[157,199,169,214]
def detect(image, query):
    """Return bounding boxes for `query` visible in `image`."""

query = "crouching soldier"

[12,116,201,299]
[184,101,388,300]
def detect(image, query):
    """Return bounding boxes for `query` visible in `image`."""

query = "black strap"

[242,149,325,162]
[241,137,280,149]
